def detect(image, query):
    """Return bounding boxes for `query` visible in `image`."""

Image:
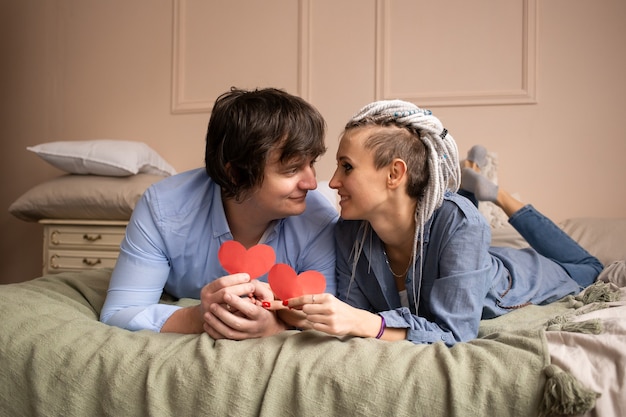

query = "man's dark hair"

[205,87,327,200]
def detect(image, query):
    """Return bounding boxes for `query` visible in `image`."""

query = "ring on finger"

[312,295,316,304]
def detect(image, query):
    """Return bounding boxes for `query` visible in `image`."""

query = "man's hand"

[201,274,286,340]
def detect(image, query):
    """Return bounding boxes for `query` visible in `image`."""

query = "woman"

[283,99,603,345]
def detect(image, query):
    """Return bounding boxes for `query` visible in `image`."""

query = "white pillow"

[27,140,177,177]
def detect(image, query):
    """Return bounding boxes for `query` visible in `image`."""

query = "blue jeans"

[508,205,603,287]
[460,190,603,287]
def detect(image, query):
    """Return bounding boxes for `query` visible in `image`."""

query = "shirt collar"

[209,184,232,241]
[209,184,285,244]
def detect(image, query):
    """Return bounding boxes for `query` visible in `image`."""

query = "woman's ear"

[387,158,407,189]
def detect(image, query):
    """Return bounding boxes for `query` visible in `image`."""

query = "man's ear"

[224,162,237,182]
[387,158,407,189]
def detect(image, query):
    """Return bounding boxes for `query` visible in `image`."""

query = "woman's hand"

[282,293,382,338]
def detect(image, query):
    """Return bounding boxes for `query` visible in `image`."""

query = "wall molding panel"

[375,0,537,107]
[171,0,310,114]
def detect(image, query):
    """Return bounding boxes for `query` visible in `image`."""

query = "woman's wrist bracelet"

[375,315,386,339]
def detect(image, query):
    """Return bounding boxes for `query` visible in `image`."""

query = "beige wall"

[1,0,625,284]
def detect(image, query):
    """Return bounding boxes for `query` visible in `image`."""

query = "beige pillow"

[9,174,164,222]
[559,217,626,266]
[597,261,626,287]
[491,217,626,267]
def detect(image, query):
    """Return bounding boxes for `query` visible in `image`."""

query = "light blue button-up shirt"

[335,192,580,346]
[101,168,338,332]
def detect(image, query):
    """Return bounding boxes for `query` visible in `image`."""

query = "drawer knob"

[50,254,60,269]
[82,258,102,267]
[83,233,103,242]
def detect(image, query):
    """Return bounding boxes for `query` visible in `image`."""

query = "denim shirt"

[101,168,338,332]
[335,192,580,346]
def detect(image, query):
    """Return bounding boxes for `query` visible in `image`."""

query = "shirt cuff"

[110,304,182,332]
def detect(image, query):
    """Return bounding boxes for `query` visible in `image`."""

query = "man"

[100,87,338,339]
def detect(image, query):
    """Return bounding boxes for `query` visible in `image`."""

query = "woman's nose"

[328,170,340,189]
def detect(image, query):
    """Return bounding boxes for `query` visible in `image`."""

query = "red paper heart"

[218,241,276,279]
[268,263,327,300]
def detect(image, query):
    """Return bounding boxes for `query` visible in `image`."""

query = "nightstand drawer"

[39,219,128,275]
[45,249,120,274]
[46,225,126,249]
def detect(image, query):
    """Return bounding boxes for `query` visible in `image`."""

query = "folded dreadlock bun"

[349,99,461,224]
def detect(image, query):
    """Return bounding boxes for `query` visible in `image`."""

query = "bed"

[4,144,625,416]
[0,217,624,417]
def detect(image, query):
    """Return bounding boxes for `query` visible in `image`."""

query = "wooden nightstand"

[39,219,128,275]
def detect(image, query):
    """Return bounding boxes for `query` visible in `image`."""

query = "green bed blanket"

[0,269,590,417]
